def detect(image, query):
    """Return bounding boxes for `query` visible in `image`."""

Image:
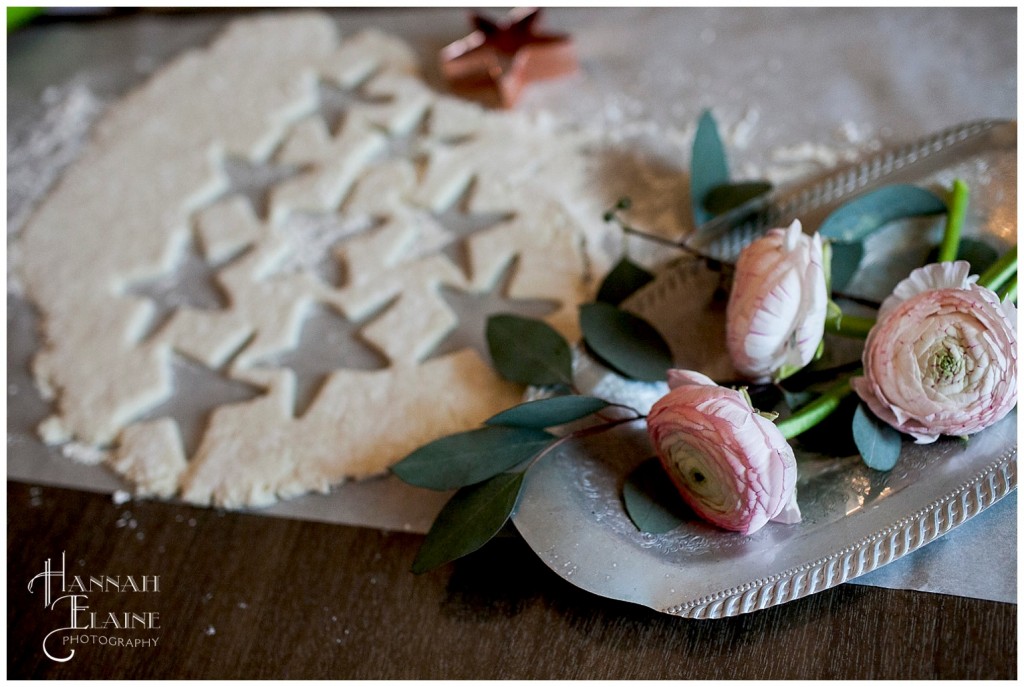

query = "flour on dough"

[13,12,621,508]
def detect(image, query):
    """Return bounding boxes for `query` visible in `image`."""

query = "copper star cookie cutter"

[439,7,579,108]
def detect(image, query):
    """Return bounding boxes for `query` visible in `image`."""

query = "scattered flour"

[11,12,869,510]
[7,83,105,238]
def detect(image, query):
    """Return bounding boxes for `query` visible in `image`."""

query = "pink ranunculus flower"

[852,261,1017,444]
[726,219,828,382]
[647,370,801,535]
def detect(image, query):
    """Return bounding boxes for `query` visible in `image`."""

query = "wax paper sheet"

[7,7,1016,604]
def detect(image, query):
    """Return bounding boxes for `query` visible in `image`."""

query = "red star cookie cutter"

[439,7,579,108]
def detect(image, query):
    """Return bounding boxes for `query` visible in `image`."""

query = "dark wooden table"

[7,480,1015,679]
[6,8,1017,680]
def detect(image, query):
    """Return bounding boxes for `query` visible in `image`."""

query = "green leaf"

[703,180,773,216]
[690,109,730,226]
[579,302,673,382]
[925,237,999,276]
[391,426,553,490]
[829,240,865,292]
[412,471,525,574]
[818,185,947,243]
[622,457,689,534]
[852,403,902,471]
[486,314,573,386]
[7,7,43,32]
[485,396,610,429]
[596,258,655,306]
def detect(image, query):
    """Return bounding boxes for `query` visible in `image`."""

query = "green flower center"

[930,342,965,384]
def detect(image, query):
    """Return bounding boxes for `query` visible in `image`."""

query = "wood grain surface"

[7,481,1016,680]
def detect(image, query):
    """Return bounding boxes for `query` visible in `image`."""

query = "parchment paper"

[7,7,1016,604]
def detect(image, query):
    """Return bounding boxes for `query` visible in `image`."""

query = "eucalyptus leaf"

[391,426,552,490]
[411,471,525,574]
[829,240,865,292]
[703,180,773,216]
[580,302,673,382]
[690,109,730,226]
[486,314,573,386]
[818,184,946,242]
[622,457,690,534]
[925,237,999,275]
[596,258,655,306]
[852,403,902,471]
[485,396,610,429]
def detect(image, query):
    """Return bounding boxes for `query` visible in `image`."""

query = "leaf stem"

[775,376,855,440]
[605,202,720,266]
[997,274,1017,303]
[525,416,643,471]
[824,313,875,338]
[620,223,701,256]
[977,245,1017,291]
[603,401,646,420]
[565,383,643,421]
[937,179,969,262]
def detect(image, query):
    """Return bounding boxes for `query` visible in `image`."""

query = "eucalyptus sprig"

[400,392,643,574]
[394,262,677,573]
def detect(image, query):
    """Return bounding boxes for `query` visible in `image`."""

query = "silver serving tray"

[511,120,1018,618]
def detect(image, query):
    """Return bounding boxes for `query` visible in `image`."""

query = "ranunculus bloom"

[647,370,800,535]
[852,261,1017,444]
[726,219,827,382]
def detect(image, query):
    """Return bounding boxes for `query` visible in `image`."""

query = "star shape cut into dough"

[309,75,392,137]
[127,236,245,341]
[134,353,264,458]
[426,257,558,362]
[256,302,389,418]
[372,113,429,168]
[439,7,579,108]
[434,179,514,278]
[212,153,307,220]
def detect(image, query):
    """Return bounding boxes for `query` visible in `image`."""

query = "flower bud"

[726,220,827,382]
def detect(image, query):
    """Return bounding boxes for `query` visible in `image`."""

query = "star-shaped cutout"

[434,179,514,278]
[372,114,429,167]
[256,302,389,418]
[208,154,306,220]
[309,76,392,137]
[440,7,578,108]
[135,353,265,458]
[426,257,559,362]
[127,237,244,341]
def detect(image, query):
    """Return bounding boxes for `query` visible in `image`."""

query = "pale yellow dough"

[13,12,611,507]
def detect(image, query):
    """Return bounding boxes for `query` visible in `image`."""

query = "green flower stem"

[997,274,1017,303]
[937,179,969,262]
[824,313,875,338]
[977,246,1017,291]
[775,377,854,440]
